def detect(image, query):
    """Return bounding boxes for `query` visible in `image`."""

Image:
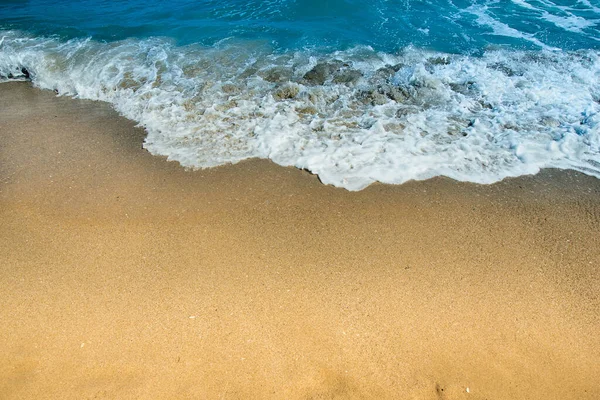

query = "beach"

[1,81,599,398]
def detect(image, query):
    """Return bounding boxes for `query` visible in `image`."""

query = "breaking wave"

[2,31,600,190]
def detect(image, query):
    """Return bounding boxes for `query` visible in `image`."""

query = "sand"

[0,81,599,399]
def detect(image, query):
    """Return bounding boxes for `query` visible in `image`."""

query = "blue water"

[2,0,599,52]
[1,0,600,189]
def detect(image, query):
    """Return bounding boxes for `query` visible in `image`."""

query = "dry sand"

[0,81,599,399]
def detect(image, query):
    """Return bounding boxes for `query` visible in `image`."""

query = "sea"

[1,0,599,190]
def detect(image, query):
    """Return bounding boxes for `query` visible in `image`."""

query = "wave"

[1,30,600,190]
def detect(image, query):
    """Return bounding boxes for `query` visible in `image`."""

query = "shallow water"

[1,0,599,189]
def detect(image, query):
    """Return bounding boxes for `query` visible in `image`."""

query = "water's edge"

[2,32,599,190]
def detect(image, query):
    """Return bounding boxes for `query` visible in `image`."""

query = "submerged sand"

[0,82,599,399]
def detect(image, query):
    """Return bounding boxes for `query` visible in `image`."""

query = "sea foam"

[1,31,599,190]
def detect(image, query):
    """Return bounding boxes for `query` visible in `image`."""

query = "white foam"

[1,30,599,190]
[511,0,537,11]
[511,0,599,34]
[463,5,561,51]
[540,12,598,33]
[577,0,600,14]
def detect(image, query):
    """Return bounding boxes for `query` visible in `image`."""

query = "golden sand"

[1,82,599,399]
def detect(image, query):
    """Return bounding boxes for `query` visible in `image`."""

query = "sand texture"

[1,82,599,399]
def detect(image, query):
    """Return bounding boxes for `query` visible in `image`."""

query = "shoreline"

[1,82,599,399]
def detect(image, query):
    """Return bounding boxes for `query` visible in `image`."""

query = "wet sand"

[1,81,599,399]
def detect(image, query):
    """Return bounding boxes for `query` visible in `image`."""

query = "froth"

[1,31,600,190]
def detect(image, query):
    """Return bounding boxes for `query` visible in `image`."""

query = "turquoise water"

[1,0,599,51]
[1,1,600,189]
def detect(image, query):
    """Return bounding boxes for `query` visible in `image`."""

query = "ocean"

[1,0,599,190]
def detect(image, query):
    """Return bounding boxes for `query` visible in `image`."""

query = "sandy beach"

[1,81,599,399]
